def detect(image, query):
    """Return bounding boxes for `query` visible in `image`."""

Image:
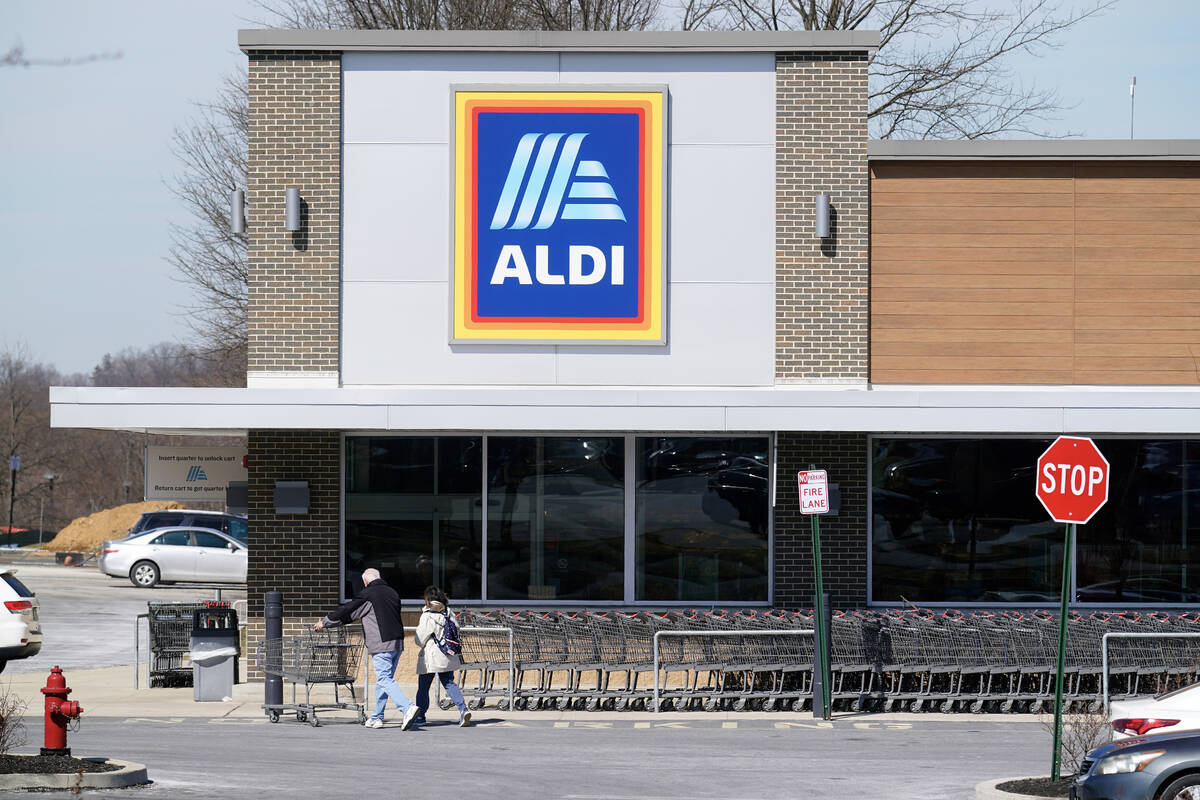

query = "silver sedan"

[99,527,248,588]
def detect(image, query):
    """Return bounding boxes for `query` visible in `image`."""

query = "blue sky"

[1,0,1197,375]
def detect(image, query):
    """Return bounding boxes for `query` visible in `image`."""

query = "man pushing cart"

[315,568,420,730]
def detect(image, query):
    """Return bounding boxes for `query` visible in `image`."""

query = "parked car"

[0,569,42,673]
[100,527,247,588]
[127,510,247,543]
[1073,729,1200,800]
[1110,682,1200,740]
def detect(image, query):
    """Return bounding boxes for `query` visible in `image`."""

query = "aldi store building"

[50,30,1200,645]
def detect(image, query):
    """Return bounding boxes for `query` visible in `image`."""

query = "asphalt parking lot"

[63,715,1048,800]
[1,560,245,674]
[0,562,1053,799]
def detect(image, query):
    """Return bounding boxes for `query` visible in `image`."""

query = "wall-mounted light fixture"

[815,193,831,239]
[231,189,246,235]
[274,480,309,514]
[285,188,301,231]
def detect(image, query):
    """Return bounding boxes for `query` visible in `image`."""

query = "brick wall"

[775,53,870,382]
[245,430,341,678]
[774,431,868,608]
[246,50,341,375]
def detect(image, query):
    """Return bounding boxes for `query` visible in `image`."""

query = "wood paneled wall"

[870,160,1200,384]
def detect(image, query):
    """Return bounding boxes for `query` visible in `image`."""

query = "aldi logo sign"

[452,88,666,343]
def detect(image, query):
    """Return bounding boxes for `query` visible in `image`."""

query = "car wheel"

[130,561,160,588]
[1159,775,1200,800]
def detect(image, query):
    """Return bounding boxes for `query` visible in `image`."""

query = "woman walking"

[413,586,471,727]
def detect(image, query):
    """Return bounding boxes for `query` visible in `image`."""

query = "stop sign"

[1035,436,1109,524]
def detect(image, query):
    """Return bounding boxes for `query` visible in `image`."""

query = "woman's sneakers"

[364,717,384,729]
[458,710,472,728]
[401,705,420,731]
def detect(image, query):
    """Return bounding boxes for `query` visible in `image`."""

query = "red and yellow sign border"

[451,89,665,343]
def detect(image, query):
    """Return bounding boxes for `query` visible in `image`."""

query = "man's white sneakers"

[459,710,472,728]
[364,717,384,729]
[401,705,419,731]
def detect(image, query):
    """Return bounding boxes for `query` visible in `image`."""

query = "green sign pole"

[809,463,831,720]
[1050,522,1075,781]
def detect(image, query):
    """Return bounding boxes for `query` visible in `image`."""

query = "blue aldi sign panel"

[452,88,666,343]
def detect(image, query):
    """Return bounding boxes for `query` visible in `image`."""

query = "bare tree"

[1,40,121,68]
[261,0,658,30]
[0,343,59,535]
[166,73,249,385]
[683,0,1115,139]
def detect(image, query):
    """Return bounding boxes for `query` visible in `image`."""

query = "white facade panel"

[558,52,775,145]
[555,282,774,386]
[342,52,559,143]
[668,145,774,284]
[341,51,776,388]
[342,282,558,385]
[343,143,449,283]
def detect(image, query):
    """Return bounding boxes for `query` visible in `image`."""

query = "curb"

[0,757,148,791]
[975,776,1064,800]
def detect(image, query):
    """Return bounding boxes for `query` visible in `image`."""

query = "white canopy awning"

[49,384,1200,436]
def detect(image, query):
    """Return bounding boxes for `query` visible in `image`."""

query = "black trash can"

[191,606,239,702]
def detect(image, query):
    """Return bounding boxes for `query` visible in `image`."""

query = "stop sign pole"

[1036,436,1109,781]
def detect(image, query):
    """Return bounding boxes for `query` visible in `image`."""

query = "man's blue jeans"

[370,650,414,721]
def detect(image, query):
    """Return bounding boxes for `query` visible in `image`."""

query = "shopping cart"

[257,628,366,726]
[147,602,207,687]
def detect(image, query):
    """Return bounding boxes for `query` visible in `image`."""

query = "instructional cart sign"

[798,470,830,515]
[144,447,247,502]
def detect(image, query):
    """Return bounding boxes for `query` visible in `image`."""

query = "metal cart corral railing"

[258,628,367,726]
[652,629,815,712]
[1102,632,1200,714]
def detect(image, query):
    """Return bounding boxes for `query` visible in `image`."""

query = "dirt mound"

[42,501,185,554]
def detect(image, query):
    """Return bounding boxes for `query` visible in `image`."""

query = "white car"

[1111,683,1200,740]
[0,569,42,673]
[99,527,248,588]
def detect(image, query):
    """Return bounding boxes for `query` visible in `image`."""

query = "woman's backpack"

[432,611,462,657]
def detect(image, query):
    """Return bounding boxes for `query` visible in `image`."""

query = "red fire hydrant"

[40,666,82,756]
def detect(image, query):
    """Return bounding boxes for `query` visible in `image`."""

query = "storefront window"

[872,438,1200,605]
[635,437,769,602]
[1076,441,1200,604]
[486,437,624,601]
[345,437,482,600]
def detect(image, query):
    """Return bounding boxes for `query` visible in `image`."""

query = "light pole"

[43,474,58,541]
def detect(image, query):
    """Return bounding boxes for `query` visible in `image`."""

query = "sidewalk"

[3,662,1041,725]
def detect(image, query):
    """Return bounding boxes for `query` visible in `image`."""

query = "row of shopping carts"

[444,608,1200,713]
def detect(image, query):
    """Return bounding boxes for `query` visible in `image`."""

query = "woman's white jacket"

[413,601,462,674]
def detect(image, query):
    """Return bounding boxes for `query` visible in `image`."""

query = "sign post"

[799,467,831,719]
[6,455,18,549]
[1035,436,1109,781]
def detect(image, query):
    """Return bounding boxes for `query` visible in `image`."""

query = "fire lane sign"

[1035,436,1110,524]
[798,470,830,515]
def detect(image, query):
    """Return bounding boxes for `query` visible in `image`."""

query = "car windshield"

[228,518,248,542]
[1155,682,1200,701]
[2,574,33,598]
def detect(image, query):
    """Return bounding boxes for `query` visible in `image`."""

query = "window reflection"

[872,438,1200,605]
[872,439,1060,603]
[1076,440,1200,604]
[487,437,624,601]
[636,437,769,602]
[345,437,482,600]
